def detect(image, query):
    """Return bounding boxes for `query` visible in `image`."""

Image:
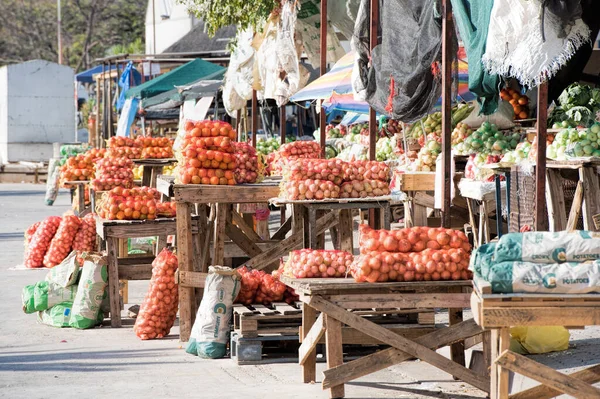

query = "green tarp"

[125,59,225,101]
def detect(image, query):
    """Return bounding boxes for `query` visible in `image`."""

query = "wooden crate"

[396,172,436,191]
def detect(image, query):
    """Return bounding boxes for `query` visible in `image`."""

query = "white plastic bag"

[461,100,515,130]
[186,266,241,359]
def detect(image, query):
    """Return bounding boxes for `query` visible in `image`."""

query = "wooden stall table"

[64,180,90,216]
[272,197,392,252]
[96,216,201,328]
[471,277,600,398]
[163,179,326,341]
[282,277,489,398]
[133,158,177,188]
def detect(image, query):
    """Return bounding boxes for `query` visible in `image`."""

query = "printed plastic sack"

[24,216,62,268]
[510,326,569,355]
[69,253,108,329]
[38,302,73,328]
[45,158,61,206]
[134,248,179,340]
[186,266,240,358]
[486,260,600,294]
[494,231,600,264]
[45,251,81,288]
[469,242,497,280]
[43,215,81,268]
[22,281,77,313]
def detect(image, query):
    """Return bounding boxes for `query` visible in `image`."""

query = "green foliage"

[178,0,279,37]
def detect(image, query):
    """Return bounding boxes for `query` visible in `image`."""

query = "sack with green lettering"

[494,231,600,264]
[38,302,73,328]
[186,266,241,359]
[469,242,497,280]
[486,260,600,294]
[69,254,108,329]
[22,281,77,313]
[45,251,80,288]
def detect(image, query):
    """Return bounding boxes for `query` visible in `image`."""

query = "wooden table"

[162,179,303,341]
[459,178,507,247]
[471,278,600,399]
[273,197,392,252]
[282,277,488,398]
[133,158,177,188]
[63,180,90,216]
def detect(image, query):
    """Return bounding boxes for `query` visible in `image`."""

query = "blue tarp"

[75,64,142,84]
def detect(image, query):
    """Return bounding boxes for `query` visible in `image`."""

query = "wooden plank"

[233,304,255,316]
[141,165,152,187]
[498,328,511,399]
[302,303,317,383]
[272,302,302,315]
[106,237,121,328]
[173,184,280,204]
[299,313,325,365]
[118,264,152,280]
[398,173,436,191]
[414,202,429,227]
[177,270,208,288]
[509,364,600,399]
[243,210,339,270]
[496,350,600,398]
[545,169,567,231]
[490,329,499,399]
[566,181,584,232]
[338,209,354,253]
[325,314,345,398]
[309,295,489,392]
[271,216,292,240]
[176,202,195,342]
[231,209,262,242]
[252,304,276,316]
[322,319,483,389]
[213,203,228,266]
[580,166,600,231]
[480,307,600,328]
[322,293,471,309]
[225,223,263,258]
[449,307,465,371]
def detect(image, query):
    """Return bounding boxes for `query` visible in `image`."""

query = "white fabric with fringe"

[482,0,591,88]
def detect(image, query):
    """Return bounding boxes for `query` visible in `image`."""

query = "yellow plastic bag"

[509,326,570,355]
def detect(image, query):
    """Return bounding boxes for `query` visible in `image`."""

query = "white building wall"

[145,0,196,54]
[1,60,75,163]
[0,66,7,148]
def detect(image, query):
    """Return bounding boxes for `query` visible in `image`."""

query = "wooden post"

[252,90,258,147]
[107,60,113,138]
[319,0,327,158]
[440,0,453,228]
[535,81,548,231]
[368,0,379,228]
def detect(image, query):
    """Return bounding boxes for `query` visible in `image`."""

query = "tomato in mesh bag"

[24,216,62,268]
[134,248,179,340]
[43,215,81,268]
[72,214,97,260]
[234,267,262,305]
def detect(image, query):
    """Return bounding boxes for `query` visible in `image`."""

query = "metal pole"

[57,0,62,64]
[152,0,157,54]
[252,90,258,147]
[319,0,327,158]
[368,0,379,228]
[535,81,548,231]
[107,61,113,137]
[440,0,453,228]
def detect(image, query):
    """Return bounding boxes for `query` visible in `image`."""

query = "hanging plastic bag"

[186,266,240,358]
[510,326,570,354]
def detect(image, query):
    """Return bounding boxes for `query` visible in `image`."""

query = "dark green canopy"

[125,58,225,101]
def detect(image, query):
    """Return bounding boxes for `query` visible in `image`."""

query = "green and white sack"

[469,242,497,280]
[45,251,80,288]
[486,260,600,294]
[38,302,73,328]
[22,281,77,313]
[186,266,240,359]
[69,254,108,329]
[494,231,600,264]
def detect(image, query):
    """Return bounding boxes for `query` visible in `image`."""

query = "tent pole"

[535,82,548,231]
[368,0,379,228]
[252,90,258,147]
[440,0,453,229]
[281,104,287,225]
[107,60,113,137]
[319,0,327,158]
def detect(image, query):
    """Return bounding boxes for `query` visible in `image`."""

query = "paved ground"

[0,183,598,399]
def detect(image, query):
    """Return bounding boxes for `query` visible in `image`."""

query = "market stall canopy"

[76,64,142,84]
[125,59,225,101]
[144,79,223,110]
[291,51,476,115]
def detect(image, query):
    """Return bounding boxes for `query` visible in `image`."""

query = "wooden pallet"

[233,302,303,338]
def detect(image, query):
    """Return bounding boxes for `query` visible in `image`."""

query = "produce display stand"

[132,158,177,188]
[471,277,600,398]
[282,277,488,398]
[271,197,392,251]
[396,172,436,227]
[63,180,91,216]
[96,216,202,328]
